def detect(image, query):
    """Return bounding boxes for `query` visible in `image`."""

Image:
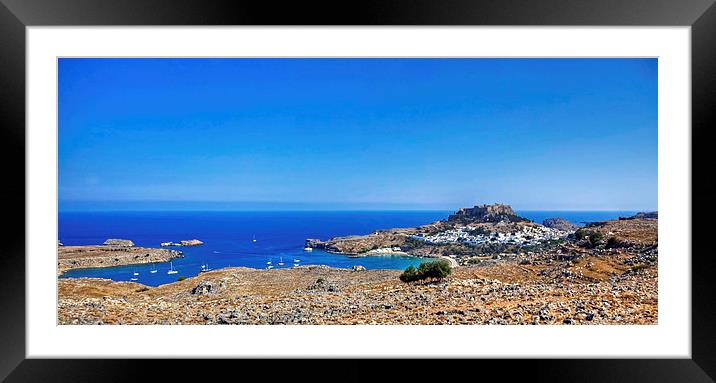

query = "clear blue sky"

[58,58,657,211]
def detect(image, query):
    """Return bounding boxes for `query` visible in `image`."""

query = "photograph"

[57,57,658,325]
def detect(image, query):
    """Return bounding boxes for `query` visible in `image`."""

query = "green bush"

[606,236,620,248]
[589,232,604,246]
[574,228,588,240]
[399,260,452,283]
[575,229,605,246]
[399,265,418,282]
[177,276,186,281]
[402,237,424,249]
[418,259,452,279]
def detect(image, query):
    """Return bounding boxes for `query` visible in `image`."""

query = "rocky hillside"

[582,217,658,246]
[58,254,657,325]
[542,217,579,231]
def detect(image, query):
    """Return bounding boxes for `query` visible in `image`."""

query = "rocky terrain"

[58,245,183,275]
[58,213,657,325]
[543,217,579,232]
[58,254,656,325]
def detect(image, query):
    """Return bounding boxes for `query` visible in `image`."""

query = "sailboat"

[200,261,211,272]
[277,257,284,266]
[266,260,272,265]
[167,262,178,275]
[252,235,257,243]
[150,263,158,274]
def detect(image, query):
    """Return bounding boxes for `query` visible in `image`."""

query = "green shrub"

[589,232,604,246]
[177,276,186,281]
[606,236,620,248]
[399,260,452,283]
[402,237,424,249]
[136,286,150,292]
[574,228,588,240]
[418,259,452,280]
[400,265,419,282]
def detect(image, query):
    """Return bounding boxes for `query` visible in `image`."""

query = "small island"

[161,239,204,247]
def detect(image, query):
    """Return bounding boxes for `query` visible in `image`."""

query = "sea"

[58,210,638,286]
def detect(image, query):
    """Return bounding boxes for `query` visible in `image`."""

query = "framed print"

[1,0,714,381]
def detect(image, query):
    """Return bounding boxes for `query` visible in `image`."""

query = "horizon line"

[58,208,654,213]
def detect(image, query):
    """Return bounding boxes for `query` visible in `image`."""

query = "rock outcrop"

[447,203,525,223]
[542,217,579,232]
[103,239,135,247]
[305,238,327,250]
[180,239,204,246]
[192,281,215,295]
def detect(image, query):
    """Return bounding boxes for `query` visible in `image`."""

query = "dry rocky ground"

[58,218,657,325]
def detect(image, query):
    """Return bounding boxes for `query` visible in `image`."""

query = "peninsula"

[58,240,183,275]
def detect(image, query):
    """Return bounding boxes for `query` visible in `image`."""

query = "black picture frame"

[1,0,713,381]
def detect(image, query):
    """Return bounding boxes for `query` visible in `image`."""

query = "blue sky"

[58,58,657,211]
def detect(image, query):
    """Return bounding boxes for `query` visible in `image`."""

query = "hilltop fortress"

[447,203,525,223]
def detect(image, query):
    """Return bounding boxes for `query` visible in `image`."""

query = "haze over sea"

[59,210,637,286]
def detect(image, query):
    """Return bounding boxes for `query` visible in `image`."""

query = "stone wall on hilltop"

[448,203,522,223]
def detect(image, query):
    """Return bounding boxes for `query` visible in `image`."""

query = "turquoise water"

[58,210,637,286]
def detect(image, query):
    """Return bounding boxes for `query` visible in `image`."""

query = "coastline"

[58,245,182,275]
